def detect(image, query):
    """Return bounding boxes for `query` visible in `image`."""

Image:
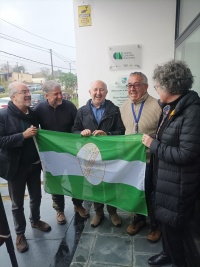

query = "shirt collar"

[90,99,106,108]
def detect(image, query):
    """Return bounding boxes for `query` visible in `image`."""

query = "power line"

[0,51,76,71]
[0,17,76,48]
[0,33,75,63]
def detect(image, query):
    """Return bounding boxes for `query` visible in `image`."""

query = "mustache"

[25,96,31,100]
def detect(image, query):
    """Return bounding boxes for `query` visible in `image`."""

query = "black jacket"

[72,99,125,135]
[34,99,77,132]
[150,91,200,227]
[0,101,39,180]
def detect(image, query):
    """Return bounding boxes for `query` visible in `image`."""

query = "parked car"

[0,86,5,93]
[0,97,10,109]
[31,93,45,107]
[62,92,71,100]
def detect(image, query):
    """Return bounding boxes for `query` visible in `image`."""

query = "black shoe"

[148,251,172,266]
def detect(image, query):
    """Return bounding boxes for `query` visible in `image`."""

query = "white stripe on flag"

[40,151,146,190]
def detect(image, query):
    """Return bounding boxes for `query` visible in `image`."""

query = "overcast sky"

[0,0,76,74]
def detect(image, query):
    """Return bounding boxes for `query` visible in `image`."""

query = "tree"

[13,64,26,73]
[58,72,77,92]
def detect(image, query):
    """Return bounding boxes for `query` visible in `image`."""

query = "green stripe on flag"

[36,129,146,162]
[44,173,147,215]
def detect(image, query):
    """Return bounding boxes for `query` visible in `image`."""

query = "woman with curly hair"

[142,60,200,267]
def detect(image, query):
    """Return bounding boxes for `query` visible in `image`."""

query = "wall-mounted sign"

[109,76,129,108]
[78,5,91,27]
[109,44,140,71]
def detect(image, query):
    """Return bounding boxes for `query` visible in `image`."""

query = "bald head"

[89,80,108,108]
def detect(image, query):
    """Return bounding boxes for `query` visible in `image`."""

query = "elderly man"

[34,80,89,224]
[72,80,125,227]
[120,72,161,242]
[0,82,51,253]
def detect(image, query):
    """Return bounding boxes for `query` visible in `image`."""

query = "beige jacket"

[120,93,161,162]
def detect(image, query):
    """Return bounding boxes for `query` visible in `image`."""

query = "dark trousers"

[52,195,83,212]
[162,222,187,266]
[136,164,159,227]
[94,202,117,215]
[8,163,42,235]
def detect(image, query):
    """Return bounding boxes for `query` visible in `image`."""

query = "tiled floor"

[0,178,173,267]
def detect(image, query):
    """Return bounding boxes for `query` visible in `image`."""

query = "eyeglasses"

[126,83,144,89]
[16,90,30,95]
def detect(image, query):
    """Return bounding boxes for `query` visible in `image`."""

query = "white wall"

[73,0,176,107]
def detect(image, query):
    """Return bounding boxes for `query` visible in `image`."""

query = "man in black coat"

[0,82,51,253]
[72,80,125,227]
[34,80,89,225]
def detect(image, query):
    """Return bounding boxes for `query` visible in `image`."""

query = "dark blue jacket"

[0,101,39,180]
[72,99,125,135]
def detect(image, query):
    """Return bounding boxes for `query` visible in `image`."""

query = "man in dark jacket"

[34,80,89,225]
[0,82,51,253]
[72,80,125,227]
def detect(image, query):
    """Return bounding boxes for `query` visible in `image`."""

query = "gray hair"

[129,72,148,84]
[153,60,194,95]
[8,81,27,97]
[42,80,61,94]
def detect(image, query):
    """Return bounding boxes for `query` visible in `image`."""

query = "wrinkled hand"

[23,126,37,139]
[92,130,107,136]
[81,129,92,136]
[142,134,153,148]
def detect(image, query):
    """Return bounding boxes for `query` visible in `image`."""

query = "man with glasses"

[120,72,161,242]
[0,82,51,253]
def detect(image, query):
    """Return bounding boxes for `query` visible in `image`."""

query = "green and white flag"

[35,129,147,215]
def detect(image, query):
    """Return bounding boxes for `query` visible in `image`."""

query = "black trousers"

[52,195,83,212]
[161,222,187,266]
[8,163,42,235]
[136,164,159,228]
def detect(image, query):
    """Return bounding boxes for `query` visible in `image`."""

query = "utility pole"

[7,61,9,82]
[50,49,54,78]
[16,62,19,80]
[69,62,71,73]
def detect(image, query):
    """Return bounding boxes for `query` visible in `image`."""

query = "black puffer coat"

[150,91,200,227]
[72,99,125,135]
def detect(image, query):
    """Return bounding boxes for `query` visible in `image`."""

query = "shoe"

[148,251,172,266]
[90,212,104,227]
[74,205,90,218]
[16,234,29,253]
[147,227,161,242]
[110,213,122,227]
[31,220,51,232]
[56,212,67,225]
[127,216,146,235]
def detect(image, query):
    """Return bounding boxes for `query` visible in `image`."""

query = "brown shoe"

[31,220,51,232]
[74,205,90,218]
[127,216,146,235]
[56,212,66,225]
[16,234,29,253]
[90,212,104,227]
[110,213,122,227]
[147,227,161,242]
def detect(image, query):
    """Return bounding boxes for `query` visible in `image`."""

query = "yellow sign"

[78,5,91,27]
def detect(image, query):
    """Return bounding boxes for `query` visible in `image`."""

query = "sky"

[0,0,76,74]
